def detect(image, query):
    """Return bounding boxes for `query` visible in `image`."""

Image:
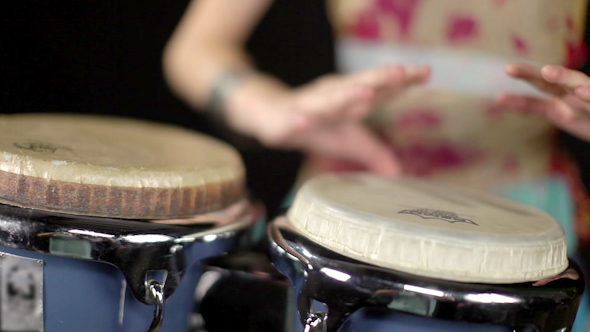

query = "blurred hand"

[230,65,430,177]
[497,63,590,142]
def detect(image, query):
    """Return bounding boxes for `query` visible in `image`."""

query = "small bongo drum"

[0,114,264,332]
[269,173,585,332]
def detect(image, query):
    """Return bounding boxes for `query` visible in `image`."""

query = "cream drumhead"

[287,173,568,283]
[0,113,245,219]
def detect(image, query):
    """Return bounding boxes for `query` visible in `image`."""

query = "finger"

[295,84,375,124]
[343,95,375,119]
[350,65,405,87]
[505,63,542,80]
[574,85,590,102]
[541,65,590,92]
[496,93,576,121]
[304,123,401,177]
[505,63,566,96]
[348,65,430,90]
[403,65,432,83]
[329,84,375,119]
[497,94,590,141]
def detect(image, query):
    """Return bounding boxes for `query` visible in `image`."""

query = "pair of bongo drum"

[0,113,583,332]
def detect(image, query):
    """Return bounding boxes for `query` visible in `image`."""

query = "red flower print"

[502,155,518,173]
[512,34,529,55]
[566,15,575,32]
[396,108,442,128]
[563,15,587,69]
[352,9,381,39]
[397,142,483,176]
[447,15,479,42]
[375,0,421,38]
[492,0,509,7]
[566,41,587,69]
[485,102,504,120]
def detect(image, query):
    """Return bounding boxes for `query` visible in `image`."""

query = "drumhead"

[0,113,245,218]
[287,173,568,283]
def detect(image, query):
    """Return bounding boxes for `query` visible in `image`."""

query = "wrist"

[222,73,290,139]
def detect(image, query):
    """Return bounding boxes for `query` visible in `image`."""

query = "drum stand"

[268,218,585,332]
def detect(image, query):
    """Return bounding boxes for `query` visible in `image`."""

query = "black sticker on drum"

[398,208,478,226]
[13,142,72,154]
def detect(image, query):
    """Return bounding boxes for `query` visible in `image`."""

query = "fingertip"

[575,85,590,100]
[382,165,402,178]
[411,65,432,82]
[547,108,566,122]
[504,63,519,76]
[373,153,402,178]
[550,106,576,122]
[541,65,561,82]
[387,65,407,81]
[495,92,510,102]
[380,162,402,178]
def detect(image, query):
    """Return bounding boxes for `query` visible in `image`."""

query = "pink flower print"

[566,15,575,32]
[492,0,509,7]
[485,102,504,120]
[447,15,479,43]
[352,9,381,39]
[547,17,559,31]
[375,0,421,38]
[396,108,442,129]
[512,34,529,55]
[502,155,519,173]
[396,142,483,176]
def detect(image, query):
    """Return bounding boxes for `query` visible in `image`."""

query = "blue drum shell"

[0,244,201,332]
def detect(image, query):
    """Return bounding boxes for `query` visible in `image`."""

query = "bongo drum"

[0,113,264,332]
[269,173,584,332]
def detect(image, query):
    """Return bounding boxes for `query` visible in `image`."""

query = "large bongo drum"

[0,113,264,332]
[269,173,585,332]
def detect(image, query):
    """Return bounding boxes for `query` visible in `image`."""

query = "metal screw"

[0,253,5,258]
[37,260,44,266]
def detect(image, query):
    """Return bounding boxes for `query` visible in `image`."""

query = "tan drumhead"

[287,173,568,283]
[0,113,245,219]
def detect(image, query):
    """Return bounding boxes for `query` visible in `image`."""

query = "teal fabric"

[495,177,587,332]
[495,176,577,254]
[573,293,589,332]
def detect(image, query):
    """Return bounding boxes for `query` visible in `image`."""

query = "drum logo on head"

[398,208,478,226]
[13,142,72,154]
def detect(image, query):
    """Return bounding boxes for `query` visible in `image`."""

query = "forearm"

[164,38,290,135]
[162,0,288,137]
[162,43,224,102]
